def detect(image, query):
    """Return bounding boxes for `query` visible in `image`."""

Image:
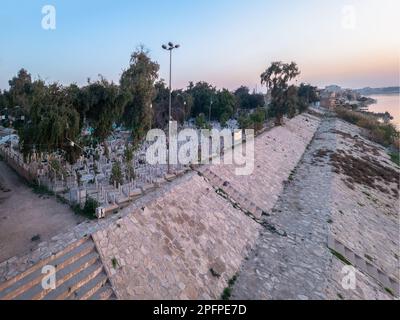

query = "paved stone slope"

[204,113,320,218]
[93,174,260,299]
[329,120,399,281]
[231,115,399,300]
[231,114,334,300]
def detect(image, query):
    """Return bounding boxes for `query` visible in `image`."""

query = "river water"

[367,93,400,128]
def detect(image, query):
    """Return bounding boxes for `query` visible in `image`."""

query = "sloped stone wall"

[93,174,260,299]
[204,113,320,217]
[92,112,322,299]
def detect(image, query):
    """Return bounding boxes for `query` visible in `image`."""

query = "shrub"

[335,107,399,148]
[195,113,210,129]
[82,197,99,219]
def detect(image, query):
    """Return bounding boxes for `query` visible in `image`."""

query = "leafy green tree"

[110,161,123,186]
[153,81,193,127]
[213,89,237,124]
[261,61,300,125]
[64,84,88,128]
[186,81,216,117]
[234,86,265,110]
[250,108,267,131]
[124,144,135,181]
[19,83,81,163]
[8,68,33,110]
[298,83,319,113]
[85,78,130,157]
[238,114,252,130]
[0,90,9,110]
[195,113,210,129]
[120,48,159,143]
[285,85,299,119]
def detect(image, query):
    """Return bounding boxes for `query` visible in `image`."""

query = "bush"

[238,108,266,132]
[335,107,399,148]
[195,113,210,129]
[82,198,99,219]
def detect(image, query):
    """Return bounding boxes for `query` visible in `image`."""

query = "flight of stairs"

[0,237,116,300]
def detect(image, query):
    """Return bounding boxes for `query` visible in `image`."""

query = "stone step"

[69,272,109,300]
[344,247,356,265]
[354,254,367,272]
[44,262,104,300]
[0,239,94,300]
[0,236,116,300]
[90,285,115,300]
[18,251,100,300]
[0,237,89,294]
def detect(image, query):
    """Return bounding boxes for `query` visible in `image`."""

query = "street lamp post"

[162,42,180,174]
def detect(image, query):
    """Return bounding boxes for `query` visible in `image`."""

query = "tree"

[64,84,88,128]
[285,85,299,119]
[213,89,237,125]
[8,68,33,110]
[298,83,319,113]
[120,48,159,143]
[152,81,193,127]
[238,108,266,131]
[234,86,264,110]
[84,78,129,157]
[19,83,81,163]
[250,108,266,131]
[110,161,123,186]
[195,113,209,129]
[124,144,135,181]
[261,61,300,125]
[186,81,216,117]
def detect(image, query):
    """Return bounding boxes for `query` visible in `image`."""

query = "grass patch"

[384,287,395,297]
[30,183,54,196]
[335,107,399,148]
[330,249,352,266]
[221,274,238,300]
[221,287,232,300]
[111,257,119,269]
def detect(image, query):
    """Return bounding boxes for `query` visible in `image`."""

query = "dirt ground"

[0,160,85,263]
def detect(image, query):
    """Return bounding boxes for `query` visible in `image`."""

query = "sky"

[0,0,399,91]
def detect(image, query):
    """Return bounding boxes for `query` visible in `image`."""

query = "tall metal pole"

[168,49,172,174]
[163,42,180,174]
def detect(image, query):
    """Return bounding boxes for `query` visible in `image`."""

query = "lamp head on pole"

[163,42,180,51]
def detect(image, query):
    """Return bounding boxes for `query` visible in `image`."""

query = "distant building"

[320,91,337,109]
[324,85,342,93]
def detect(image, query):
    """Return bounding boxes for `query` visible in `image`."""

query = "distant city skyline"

[0,0,399,91]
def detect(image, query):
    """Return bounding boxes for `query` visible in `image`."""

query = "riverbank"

[232,112,399,300]
[0,108,398,300]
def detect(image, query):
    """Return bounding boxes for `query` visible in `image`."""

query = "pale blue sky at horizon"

[1,0,399,91]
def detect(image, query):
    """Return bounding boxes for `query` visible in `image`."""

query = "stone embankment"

[231,112,399,300]
[1,111,321,299]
